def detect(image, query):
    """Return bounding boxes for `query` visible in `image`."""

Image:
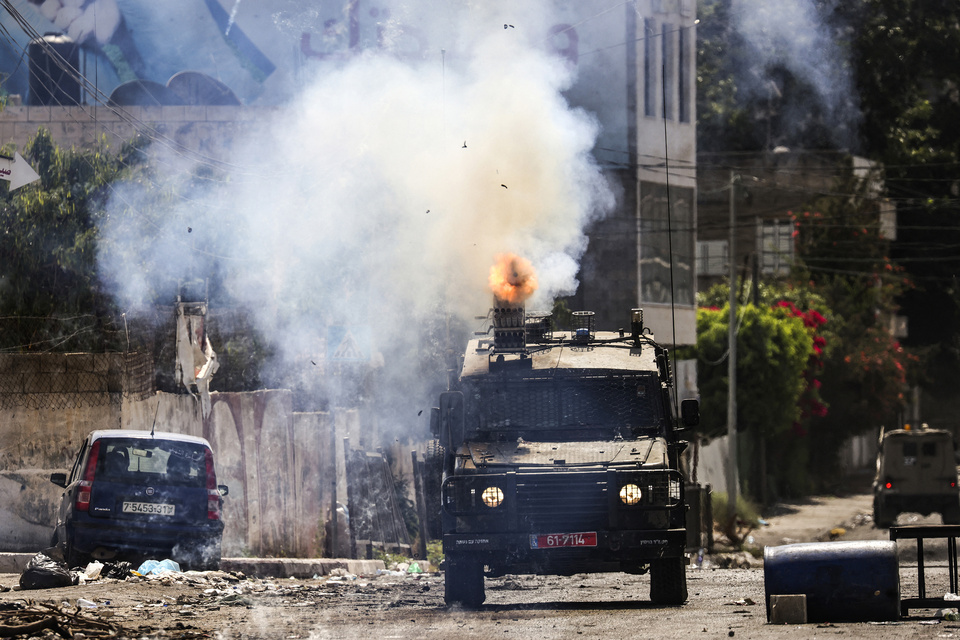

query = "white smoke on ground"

[97,1,615,418]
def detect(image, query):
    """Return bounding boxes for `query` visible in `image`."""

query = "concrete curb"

[0,553,385,578]
[0,553,32,574]
[220,558,386,578]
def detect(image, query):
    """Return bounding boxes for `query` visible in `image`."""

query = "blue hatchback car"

[50,429,228,570]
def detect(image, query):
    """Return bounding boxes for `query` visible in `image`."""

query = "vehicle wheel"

[942,506,960,525]
[873,497,893,529]
[444,553,485,608]
[649,557,688,605]
[64,540,85,570]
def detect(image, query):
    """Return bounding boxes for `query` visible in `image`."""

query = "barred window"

[758,219,794,275]
[697,240,728,276]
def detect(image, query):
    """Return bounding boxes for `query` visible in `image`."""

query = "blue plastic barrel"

[764,541,900,622]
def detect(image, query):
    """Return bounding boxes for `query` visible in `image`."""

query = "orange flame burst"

[488,253,538,304]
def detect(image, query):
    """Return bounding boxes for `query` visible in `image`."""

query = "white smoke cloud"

[730,0,859,147]
[97,0,614,414]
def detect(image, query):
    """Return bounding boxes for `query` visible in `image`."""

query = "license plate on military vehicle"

[122,502,175,516]
[530,532,597,549]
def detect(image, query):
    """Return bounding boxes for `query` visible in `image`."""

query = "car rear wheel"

[649,557,688,605]
[64,540,85,570]
[444,553,485,608]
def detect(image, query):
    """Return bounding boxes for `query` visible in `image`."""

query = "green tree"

[836,0,960,428]
[0,128,149,351]
[696,299,814,500]
[697,0,960,430]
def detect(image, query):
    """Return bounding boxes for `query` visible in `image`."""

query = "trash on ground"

[0,600,124,637]
[135,559,182,576]
[101,561,133,580]
[18,549,78,590]
[78,561,103,582]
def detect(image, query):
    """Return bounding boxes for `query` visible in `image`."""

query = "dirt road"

[0,489,952,639]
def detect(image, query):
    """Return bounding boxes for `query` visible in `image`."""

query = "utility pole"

[727,171,738,523]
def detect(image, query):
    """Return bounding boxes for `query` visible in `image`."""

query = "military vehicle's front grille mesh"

[515,473,608,531]
[474,374,661,430]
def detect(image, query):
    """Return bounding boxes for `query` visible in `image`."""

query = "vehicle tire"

[444,553,485,608]
[64,540,85,570]
[873,497,893,529]
[649,557,688,605]
[942,505,960,525]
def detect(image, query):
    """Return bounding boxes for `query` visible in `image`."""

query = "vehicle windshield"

[464,372,665,441]
[97,438,208,487]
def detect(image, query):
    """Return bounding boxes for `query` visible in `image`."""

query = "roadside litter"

[134,559,182,576]
[0,600,124,637]
[18,549,77,590]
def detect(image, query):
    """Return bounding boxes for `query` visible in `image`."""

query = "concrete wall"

[0,366,361,557]
[692,432,877,498]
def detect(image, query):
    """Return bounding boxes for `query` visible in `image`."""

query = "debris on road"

[0,600,125,638]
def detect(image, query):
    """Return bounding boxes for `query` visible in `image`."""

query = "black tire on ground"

[444,553,485,608]
[649,557,688,605]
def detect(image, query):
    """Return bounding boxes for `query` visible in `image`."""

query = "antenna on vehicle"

[151,402,160,437]
[662,61,680,420]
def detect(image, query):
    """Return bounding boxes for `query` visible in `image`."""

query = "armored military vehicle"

[873,425,960,528]
[432,304,699,607]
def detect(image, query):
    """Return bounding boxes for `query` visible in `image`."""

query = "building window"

[644,18,656,118]
[640,183,695,306]
[678,25,690,123]
[661,22,674,120]
[697,240,728,276]
[758,219,795,275]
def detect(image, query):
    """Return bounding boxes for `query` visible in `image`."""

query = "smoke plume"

[97,1,614,419]
[728,0,860,148]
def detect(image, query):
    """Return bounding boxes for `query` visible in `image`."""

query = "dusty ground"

[0,486,954,639]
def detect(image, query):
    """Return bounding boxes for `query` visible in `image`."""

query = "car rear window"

[96,438,208,487]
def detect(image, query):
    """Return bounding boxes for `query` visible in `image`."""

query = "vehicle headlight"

[481,486,504,508]
[619,483,642,505]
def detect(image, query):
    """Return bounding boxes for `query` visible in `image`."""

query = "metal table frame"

[890,524,960,616]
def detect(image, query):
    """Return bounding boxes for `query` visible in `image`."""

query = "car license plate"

[530,532,597,549]
[122,502,175,516]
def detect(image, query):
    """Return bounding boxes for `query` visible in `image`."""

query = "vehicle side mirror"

[50,472,67,488]
[218,485,229,497]
[680,399,700,428]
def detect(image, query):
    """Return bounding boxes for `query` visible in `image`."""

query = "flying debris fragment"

[501,184,508,189]
[504,24,515,29]
[462,141,467,148]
